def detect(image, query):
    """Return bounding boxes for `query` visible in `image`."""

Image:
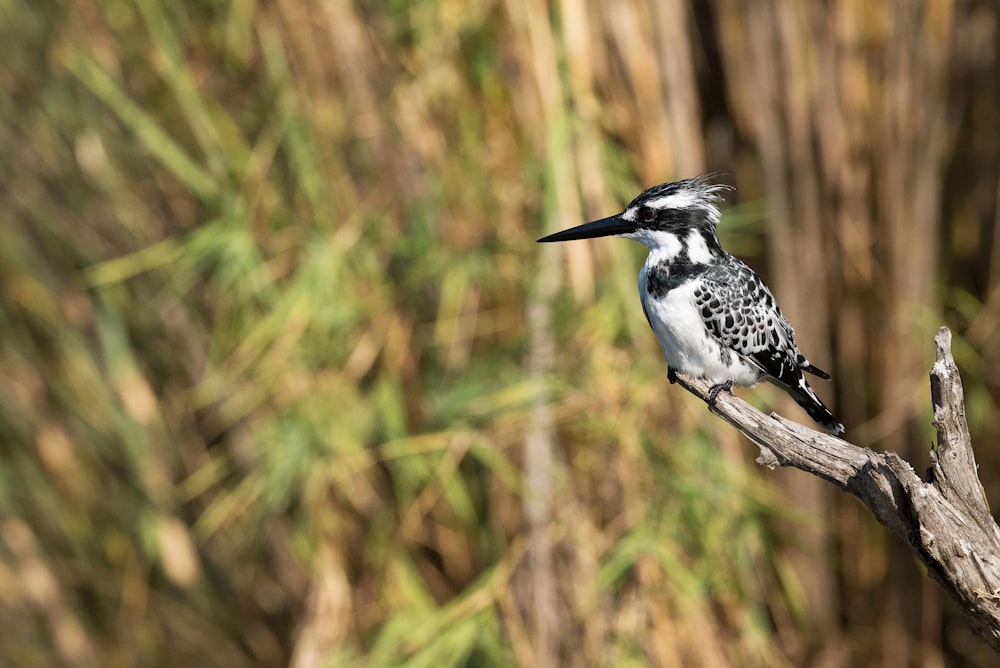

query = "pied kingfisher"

[538,174,844,435]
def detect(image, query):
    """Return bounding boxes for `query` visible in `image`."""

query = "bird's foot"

[667,367,679,384]
[708,379,734,407]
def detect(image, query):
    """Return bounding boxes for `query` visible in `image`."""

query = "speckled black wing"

[692,258,816,385]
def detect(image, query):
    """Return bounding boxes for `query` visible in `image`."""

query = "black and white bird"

[538,174,844,435]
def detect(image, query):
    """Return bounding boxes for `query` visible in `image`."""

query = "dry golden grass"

[2,0,999,665]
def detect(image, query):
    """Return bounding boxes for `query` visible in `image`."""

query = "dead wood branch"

[674,326,1000,652]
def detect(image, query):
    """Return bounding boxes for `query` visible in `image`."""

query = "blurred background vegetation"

[2,0,999,665]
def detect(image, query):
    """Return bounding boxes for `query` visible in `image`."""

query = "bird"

[537,174,845,435]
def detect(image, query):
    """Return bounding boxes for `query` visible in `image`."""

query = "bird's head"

[538,175,733,250]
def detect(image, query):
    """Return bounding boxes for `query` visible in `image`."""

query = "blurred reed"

[1,0,998,666]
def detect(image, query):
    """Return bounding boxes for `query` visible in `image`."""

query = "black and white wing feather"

[694,258,844,434]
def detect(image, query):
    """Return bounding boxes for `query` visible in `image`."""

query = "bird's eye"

[640,206,657,223]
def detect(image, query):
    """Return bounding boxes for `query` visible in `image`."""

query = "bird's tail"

[782,376,845,435]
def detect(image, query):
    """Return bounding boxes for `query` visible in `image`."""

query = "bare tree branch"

[673,326,1000,653]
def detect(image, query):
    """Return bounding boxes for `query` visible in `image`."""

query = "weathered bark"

[674,326,1000,653]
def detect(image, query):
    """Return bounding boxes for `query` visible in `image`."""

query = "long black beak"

[537,214,635,243]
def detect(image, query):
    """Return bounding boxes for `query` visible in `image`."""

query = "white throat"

[626,228,684,255]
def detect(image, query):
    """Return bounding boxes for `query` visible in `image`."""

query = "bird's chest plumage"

[638,260,763,386]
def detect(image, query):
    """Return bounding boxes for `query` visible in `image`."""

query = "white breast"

[638,265,762,386]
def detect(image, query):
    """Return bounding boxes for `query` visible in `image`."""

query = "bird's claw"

[708,379,733,407]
